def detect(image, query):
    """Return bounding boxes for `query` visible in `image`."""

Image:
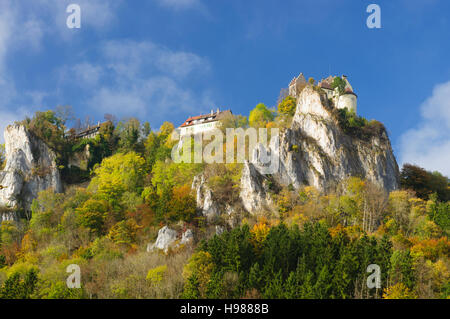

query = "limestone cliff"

[192,175,221,221]
[0,125,62,221]
[239,86,399,215]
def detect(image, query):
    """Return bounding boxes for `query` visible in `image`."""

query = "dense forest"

[0,91,449,299]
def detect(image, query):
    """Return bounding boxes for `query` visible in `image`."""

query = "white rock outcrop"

[180,229,194,245]
[240,86,399,215]
[192,175,220,221]
[0,125,62,221]
[147,226,178,253]
[239,161,274,214]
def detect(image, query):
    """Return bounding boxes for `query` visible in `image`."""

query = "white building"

[317,75,357,114]
[177,109,232,137]
[288,73,307,97]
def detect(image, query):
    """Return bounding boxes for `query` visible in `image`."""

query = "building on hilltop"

[289,73,358,114]
[177,108,232,137]
[288,73,307,97]
[65,122,102,140]
[317,75,357,114]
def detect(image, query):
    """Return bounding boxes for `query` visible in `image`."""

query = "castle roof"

[318,75,356,94]
[290,73,306,86]
[343,88,357,97]
[180,109,232,128]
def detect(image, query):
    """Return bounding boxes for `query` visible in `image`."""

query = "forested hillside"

[0,99,448,299]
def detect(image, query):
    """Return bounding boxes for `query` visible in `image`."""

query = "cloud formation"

[399,81,450,176]
[82,40,213,120]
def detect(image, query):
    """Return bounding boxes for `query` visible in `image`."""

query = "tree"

[142,121,151,138]
[183,251,215,298]
[427,195,450,234]
[89,152,147,207]
[400,164,450,201]
[107,219,141,246]
[383,283,417,299]
[55,105,75,126]
[331,76,346,95]
[389,250,415,289]
[249,103,274,128]
[144,122,176,168]
[146,265,167,286]
[166,185,197,223]
[219,113,248,133]
[116,118,142,152]
[0,269,39,299]
[277,96,297,117]
[151,161,202,196]
[22,110,67,157]
[76,199,109,235]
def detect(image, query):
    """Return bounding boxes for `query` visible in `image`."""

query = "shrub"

[146,265,168,285]
[277,96,297,117]
[333,108,386,141]
[249,103,275,128]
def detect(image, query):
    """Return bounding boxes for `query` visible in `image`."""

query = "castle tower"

[288,73,307,97]
[336,75,357,114]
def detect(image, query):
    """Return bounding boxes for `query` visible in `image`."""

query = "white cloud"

[102,40,210,78]
[71,63,103,87]
[85,40,214,120]
[399,81,450,176]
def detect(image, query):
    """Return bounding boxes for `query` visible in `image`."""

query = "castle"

[289,73,357,114]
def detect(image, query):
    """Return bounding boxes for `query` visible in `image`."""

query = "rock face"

[147,226,178,253]
[192,175,220,221]
[0,125,62,221]
[239,161,274,213]
[180,229,194,245]
[147,226,195,253]
[240,86,399,215]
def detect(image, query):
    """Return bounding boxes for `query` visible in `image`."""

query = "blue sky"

[0,0,449,175]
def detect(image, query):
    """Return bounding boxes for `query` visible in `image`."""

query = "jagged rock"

[147,226,178,253]
[192,175,220,221]
[180,229,194,245]
[239,161,274,214]
[286,86,398,191]
[239,86,399,215]
[0,125,62,219]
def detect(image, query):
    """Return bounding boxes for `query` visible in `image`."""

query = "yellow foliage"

[107,219,142,246]
[301,186,320,201]
[383,283,417,299]
[345,176,365,195]
[183,251,214,297]
[146,265,167,285]
[18,231,37,258]
[251,221,270,246]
